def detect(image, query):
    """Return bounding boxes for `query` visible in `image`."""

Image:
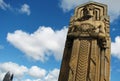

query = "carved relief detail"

[75,40,90,81]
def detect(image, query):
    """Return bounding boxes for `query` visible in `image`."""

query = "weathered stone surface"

[58,1,110,81]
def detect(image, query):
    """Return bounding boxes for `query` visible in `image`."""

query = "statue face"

[83,5,94,17]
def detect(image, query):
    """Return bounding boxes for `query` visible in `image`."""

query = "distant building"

[3,72,13,81]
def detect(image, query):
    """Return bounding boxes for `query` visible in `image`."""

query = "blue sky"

[0,0,120,81]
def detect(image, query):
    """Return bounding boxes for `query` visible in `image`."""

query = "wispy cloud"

[0,0,11,10]
[7,26,68,62]
[0,62,59,81]
[0,0,31,15]
[59,0,120,22]
[19,4,31,16]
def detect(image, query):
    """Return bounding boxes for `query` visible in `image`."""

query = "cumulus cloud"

[59,0,120,21]
[23,79,43,81]
[7,26,68,62]
[0,62,60,81]
[28,66,46,78]
[24,68,59,81]
[111,36,120,59]
[19,4,31,15]
[0,62,28,78]
[0,0,11,10]
[45,68,59,81]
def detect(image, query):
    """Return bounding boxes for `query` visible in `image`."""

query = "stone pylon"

[58,1,111,81]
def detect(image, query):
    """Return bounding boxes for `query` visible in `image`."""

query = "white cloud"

[111,36,120,59]
[19,4,31,15]
[23,68,59,81]
[59,0,120,21]
[59,0,88,12]
[0,71,5,81]
[0,62,60,81]
[0,62,28,78]
[7,26,68,62]
[0,0,31,15]
[0,0,11,10]
[23,79,43,81]
[24,68,59,81]
[45,68,59,81]
[24,79,32,81]
[28,66,46,78]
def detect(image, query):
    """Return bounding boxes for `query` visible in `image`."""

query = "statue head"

[83,4,94,18]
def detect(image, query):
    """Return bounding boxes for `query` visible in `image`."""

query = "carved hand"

[89,30,98,37]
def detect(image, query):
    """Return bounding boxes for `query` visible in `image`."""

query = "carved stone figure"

[58,1,110,81]
[3,72,13,81]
